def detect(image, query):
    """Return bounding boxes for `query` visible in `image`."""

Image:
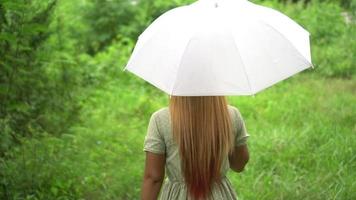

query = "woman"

[141,96,250,200]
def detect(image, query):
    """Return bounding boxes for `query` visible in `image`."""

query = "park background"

[0,0,355,199]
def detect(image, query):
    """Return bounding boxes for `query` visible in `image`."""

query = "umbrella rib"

[230,33,254,95]
[170,37,195,95]
[257,19,313,68]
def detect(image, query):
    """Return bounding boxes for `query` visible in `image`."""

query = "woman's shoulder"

[150,107,171,137]
[152,104,241,118]
[227,104,245,127]
[152,105,240,116]
[227,104,241,116]
[151,107,169,117]
[150,107,170,126]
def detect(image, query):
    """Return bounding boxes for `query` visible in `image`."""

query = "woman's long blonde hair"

[169,96,234,200]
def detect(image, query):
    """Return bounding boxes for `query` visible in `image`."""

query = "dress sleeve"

[233,107,250,147]
[143,112,166,154]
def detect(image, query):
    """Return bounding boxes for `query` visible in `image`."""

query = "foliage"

[0,0,81,155]
[255,0,356,10]
[0,0,355,199]
[227,74,356,200]
[1,71,355,199]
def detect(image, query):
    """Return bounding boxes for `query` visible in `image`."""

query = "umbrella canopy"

[124,0,314,96]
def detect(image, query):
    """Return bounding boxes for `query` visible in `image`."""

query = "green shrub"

[1,0,355,199]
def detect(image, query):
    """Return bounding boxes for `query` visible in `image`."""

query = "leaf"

[3,1,27,10]
[0,83,8,95]
[50,187,58,196]
[21,23,48,35]
[0,33,17,42]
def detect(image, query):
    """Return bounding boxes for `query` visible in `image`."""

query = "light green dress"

[143,105,250,200]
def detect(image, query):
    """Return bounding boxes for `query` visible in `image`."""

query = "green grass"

[1,0,355,199]
[227,73,356,200]
[2,72,355,199]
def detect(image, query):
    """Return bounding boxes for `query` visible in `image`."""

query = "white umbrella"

[124,0,314,96]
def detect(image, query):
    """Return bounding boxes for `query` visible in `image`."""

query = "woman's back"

[143,104,249,199]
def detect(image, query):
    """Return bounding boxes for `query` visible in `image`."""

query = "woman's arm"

[141,152,166,200]
[229,144,249,172]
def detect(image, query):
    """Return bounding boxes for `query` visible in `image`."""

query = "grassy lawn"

[227,73,355,200]
[2,72,355,199]
[1,1,354,199]
[73,72,356,199]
